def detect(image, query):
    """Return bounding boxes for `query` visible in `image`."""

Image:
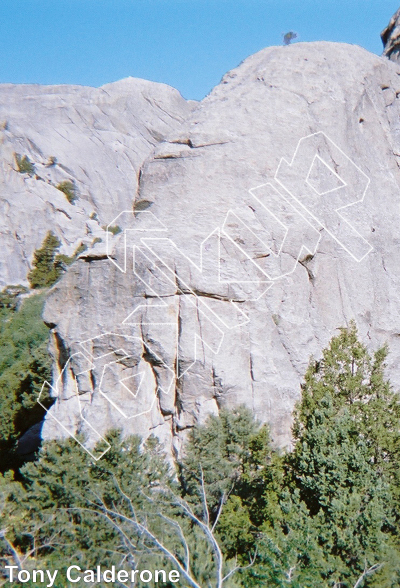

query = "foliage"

[249,322,400,588]
[1,325,400,587]
[28,232,62,289]
[0,294,51,471]
[0,414,264,587]
[134,199,153,216]
[1,432,182,586]
[103,224,122,235]
[283,31,298,45]
[0,285,29,311]
[28,233,86,289]
[14,153,34,175]
[180,407,271,555]
[56,180,77,204]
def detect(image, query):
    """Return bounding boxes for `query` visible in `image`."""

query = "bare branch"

[222,547,257,583]
[77,504,202,588]
[211,493,226,533]
[199,466,210,527]
[157,513,190,572]
[353,563,384,588]
[0,532,22,569]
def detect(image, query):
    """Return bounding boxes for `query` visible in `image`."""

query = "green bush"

[54,242,87,272]
[0,294,51,471]
[28,232,62,289]
[56,180,77,204]
[102,224,122,235]
[14,153,34,175]
[0,285,29,311]
[29,235,87,289]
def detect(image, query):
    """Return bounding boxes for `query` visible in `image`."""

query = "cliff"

[3,34,400,458]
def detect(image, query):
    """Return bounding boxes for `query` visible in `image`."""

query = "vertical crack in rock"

[53,331,69,386]
[139,317,160,402]
[249,351,256,412]
[298,254,315,285]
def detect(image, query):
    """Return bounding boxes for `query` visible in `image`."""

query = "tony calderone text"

[4,566,180,585]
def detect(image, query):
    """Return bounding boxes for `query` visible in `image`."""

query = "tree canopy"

[1,323,400,588]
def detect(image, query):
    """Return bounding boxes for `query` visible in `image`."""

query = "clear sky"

[0,0,399,100]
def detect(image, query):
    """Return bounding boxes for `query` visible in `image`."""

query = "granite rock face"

[4,38,400,458]
[382,7,400,62]
[0,78,191,285]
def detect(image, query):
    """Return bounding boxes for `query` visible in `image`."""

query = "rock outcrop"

[4,32,400,459]
[0,78,191,285]
[36,40,400,458]
[382,7,400,62]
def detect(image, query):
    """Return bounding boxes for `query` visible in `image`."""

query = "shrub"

[74,243,87,256]
[0,293,51,471]
[54,242,87,272]
[0,285,29,312]
[133,199,153,216]
[14,153,34,175]
[28,232,62,289]
[46,156,57,167]
[102,224,122,235]
[92,237,102,245]
[56,180,77,204]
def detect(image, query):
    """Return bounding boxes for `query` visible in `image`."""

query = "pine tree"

[28,232,62,289]
[179,406,271,557]
[251,323,400,587]
[0,294,51,471]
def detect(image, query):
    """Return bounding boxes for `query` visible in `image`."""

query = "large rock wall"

[37,41,400,458]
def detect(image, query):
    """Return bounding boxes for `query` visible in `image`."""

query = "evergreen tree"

[28,232,62,289]
[0,432,172,582]
[2,325,400,588]
[0,294,51,471]
[180,406,271,556]
[250,323,400,588]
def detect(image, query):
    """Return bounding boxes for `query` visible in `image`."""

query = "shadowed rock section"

[382,7,400,62]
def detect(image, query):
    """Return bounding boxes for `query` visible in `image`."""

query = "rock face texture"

[0,78,191,285]
[382,7,400,62]
[4,38,400,458]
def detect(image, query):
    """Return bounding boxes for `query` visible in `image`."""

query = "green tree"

[28,232,62,289]
[0,432,171,583]
[250,323,400,588]
[179,406,272,557]
[0,412,267,587]
[0,294,51,471]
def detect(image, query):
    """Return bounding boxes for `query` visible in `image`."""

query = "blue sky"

[0,1,399,100]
